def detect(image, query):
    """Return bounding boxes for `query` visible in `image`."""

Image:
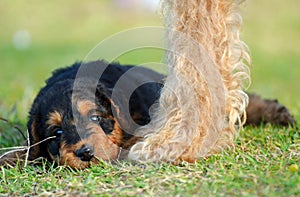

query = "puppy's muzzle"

[75,145,94,162]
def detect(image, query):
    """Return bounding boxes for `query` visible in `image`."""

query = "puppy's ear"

[104,86,138,134]
[26,117,42,160]
[95,84,114,113]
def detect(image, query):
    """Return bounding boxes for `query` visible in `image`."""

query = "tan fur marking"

[107,121,123,146]
[29,119,41,159]
[122,136,141,149]
[46,111,62,127]
[77,100,97,116]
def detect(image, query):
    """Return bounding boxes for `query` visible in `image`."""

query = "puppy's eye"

[89,115,102,122]
[56,130,63,137]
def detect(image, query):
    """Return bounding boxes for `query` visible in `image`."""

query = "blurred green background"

[0,0,299,122]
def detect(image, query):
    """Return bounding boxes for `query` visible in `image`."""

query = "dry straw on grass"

[0,124,56,167]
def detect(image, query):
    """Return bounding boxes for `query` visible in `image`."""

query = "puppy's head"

[28,79,123,169]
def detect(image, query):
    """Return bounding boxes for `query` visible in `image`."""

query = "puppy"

[0,60,295,169]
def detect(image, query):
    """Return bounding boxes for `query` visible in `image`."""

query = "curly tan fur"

[128,0,250,162]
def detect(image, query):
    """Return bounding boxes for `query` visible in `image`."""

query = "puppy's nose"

[75,145,94,161]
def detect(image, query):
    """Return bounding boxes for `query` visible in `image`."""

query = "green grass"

[1,126,299,196]
[0,0,299,196]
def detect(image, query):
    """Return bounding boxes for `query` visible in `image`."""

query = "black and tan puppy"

[0,60,295,169]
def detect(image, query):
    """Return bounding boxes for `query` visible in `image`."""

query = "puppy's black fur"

[0,60,295,168]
